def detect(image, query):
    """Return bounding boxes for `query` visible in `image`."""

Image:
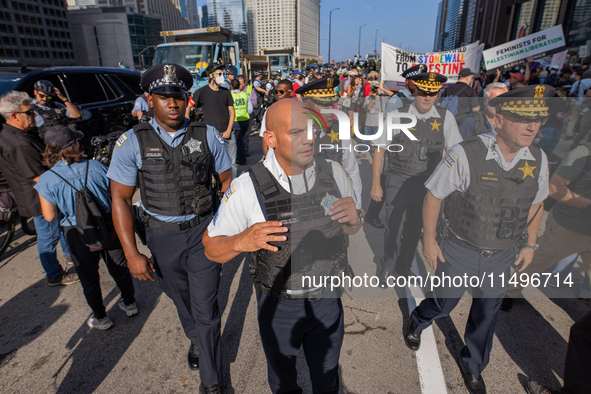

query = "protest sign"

[483,25,566,71]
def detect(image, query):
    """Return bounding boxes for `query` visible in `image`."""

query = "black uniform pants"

[64,227,135,320]
[146,219,222,385]
[365,173,385,221]
[377,172,427,275]
[256,291,344,394]
[411,240,515,376]
[563,310,591,394]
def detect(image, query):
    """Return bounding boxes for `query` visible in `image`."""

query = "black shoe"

[199,383,222,394]
[188,343,199,370]
[378,271,392,288]
[499,297,514,312]
[525,379,559,394]
[456,358,486,394]
[395,266,413,278]
[245,150,250,157]
[365,217,385,229]
[404,319,421,351]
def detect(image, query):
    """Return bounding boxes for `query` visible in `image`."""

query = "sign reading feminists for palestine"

[381,41,482,89]
[483,25,566,71]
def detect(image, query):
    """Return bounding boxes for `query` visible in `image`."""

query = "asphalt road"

[0,131,589,394]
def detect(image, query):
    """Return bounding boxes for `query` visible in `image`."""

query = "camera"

[371,85,379,94]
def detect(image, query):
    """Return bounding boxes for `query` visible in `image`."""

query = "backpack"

[439,85,469,116]
[50,161,116,250]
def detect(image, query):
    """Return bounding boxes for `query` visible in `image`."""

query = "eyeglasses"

[501,114,548,126]
[38,93,52,100]
[276,90,292,95]
[14,109,35,116]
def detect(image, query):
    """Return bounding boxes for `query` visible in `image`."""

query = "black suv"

[0,67,142,140]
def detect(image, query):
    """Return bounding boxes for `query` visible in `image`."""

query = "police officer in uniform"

[108,64,232,394]
[364,64,426,229]
[202,99,362,394]
[405,85,553,394]
[131,88,152,121]
[372,72,462,284]
[296,76,363,207]
[31,80,81,139]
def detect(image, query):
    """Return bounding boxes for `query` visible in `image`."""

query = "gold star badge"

[327,129,339,143]
[430,119,441,131]
[518,161,536,179]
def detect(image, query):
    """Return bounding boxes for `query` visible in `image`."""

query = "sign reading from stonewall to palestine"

[381,41,481,89]
[483,25,566,71]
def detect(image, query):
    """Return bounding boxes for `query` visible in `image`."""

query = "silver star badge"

[184,138,202,153]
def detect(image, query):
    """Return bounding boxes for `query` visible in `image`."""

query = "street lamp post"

[358,24,366,56]
[328,8,339,63]
[374,29,379,52]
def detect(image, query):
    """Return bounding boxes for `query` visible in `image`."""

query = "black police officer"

[107,63,232,394]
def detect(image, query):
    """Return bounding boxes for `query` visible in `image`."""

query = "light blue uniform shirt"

[383,87,414,117]
[107,118,232,223]
[35,159,112,227]
[570,78,591,105]
[132,94,150,113]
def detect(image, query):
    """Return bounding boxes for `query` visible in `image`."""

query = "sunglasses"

[501,113,548,126]
[276,89,291,95]
[38,93,52,100]
[14,109,35,116]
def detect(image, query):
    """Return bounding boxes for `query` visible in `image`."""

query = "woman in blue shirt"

[35,125,137,330]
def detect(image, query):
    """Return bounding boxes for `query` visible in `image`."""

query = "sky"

[317,0,441,61]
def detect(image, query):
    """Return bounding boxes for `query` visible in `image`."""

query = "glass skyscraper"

[204,0,248,53]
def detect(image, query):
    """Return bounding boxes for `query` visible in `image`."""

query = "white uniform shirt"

[208,151,358,238]
[373,102,462,152]
[425,132,549,204]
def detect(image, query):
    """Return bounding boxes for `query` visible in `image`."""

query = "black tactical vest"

[135,121,213,218]
[552,142,591,236]
[249,158,345,299]
[315,121,343,165]
[32,102,69,138]
[445,137,541,249]
[388,104,447,177]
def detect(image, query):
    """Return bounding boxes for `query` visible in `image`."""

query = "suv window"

[111,74,142,96]
[98,74,121,101]
[20,73,68,99]
[62,73,109,105]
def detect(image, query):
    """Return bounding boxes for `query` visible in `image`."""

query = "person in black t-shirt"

[439,68,480,121]
[188,63,235,139]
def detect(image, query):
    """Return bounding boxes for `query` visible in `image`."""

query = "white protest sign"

[483,25,566,71]
[381,41,481,89]
[550,50,567,69]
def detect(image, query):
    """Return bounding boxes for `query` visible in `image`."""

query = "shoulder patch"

[443,151,457,168]
[223,184,235,202]
[116,133,128,147]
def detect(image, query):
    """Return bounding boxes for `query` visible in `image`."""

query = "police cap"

[489,84,556,119]
[401,64,427,80]
[141,64,192,94]
[410,72,447,94]
[295,75,340,105]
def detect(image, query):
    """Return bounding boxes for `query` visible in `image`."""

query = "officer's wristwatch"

[346,209,364,227]
[524,243,539,250]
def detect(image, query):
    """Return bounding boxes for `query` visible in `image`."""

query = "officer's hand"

[235,221,288,253]
[54,87,67,102]
[371,184,383,202]
[328,197,359,225]
[514,248,535,272]
[127,253,155,281]
[423,240,445,271]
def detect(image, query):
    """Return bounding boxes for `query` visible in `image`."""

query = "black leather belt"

[446,232,505,258]
[146,214,209,232]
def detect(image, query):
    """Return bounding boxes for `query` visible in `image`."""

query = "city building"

[202,0,248,53]
[68,6,162,69]
[245,0,320,64]
[0,0,76,67]
[180,0,200,28]
[433,0,450,51]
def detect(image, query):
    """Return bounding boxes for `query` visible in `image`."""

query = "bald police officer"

[405,85,553,394]
[372,72,462,284]
[296,76,363,208]
[203,99,362,394]
[108,64,232,394]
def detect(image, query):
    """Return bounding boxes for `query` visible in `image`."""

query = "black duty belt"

[446,231,506,258]
[255,282,326,301]
[146,213,210,232]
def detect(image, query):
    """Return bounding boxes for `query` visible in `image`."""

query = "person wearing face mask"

[187,63,235,144]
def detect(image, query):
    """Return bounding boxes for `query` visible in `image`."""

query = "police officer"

[372,72,462,284]
[202,99,363,394]
[363,65,427,229]
[405,85,553,394]
[296,76,363,207]
[107,64,232,394]
[131,88,152,121]
[31,80,81,139]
